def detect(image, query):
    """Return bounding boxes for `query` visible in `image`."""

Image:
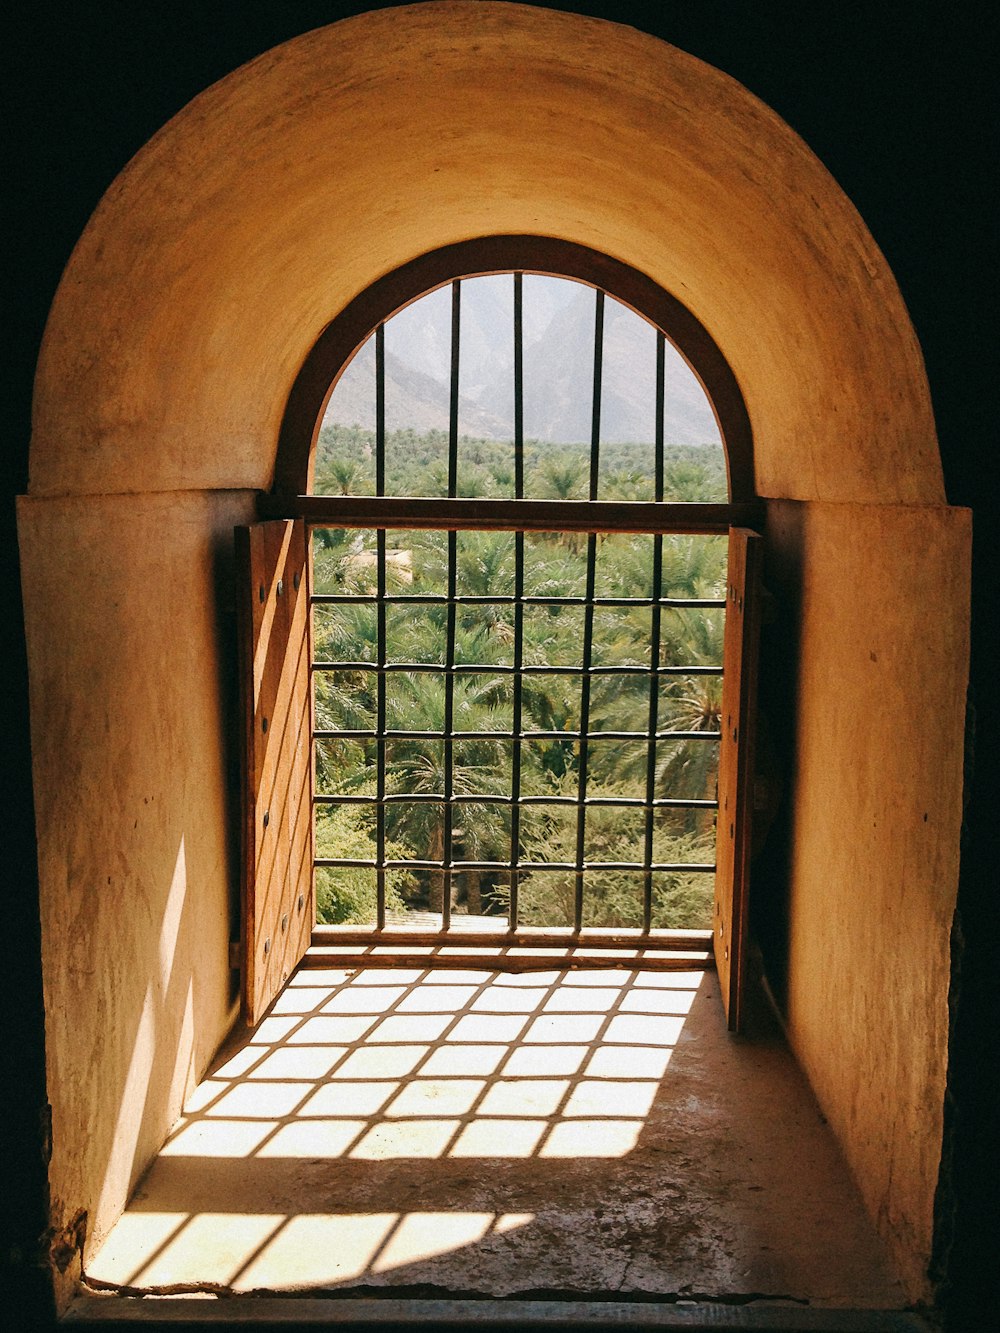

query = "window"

[239,239,762,1030]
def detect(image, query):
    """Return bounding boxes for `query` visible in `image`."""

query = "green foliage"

[314,794,409,925]
[511,776,715,930]
[313,424,727,503]
[309,426,728,930]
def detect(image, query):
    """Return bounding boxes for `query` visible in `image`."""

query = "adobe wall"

[766,500,971,1297]
[17,489,255,1301]
[31,4,940,507]
[21,2,967,1303]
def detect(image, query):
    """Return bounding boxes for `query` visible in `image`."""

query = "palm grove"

[311,423,728,931]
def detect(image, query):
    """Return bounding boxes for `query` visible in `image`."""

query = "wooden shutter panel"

[236,518,313,1026]
[713,527,763,1032]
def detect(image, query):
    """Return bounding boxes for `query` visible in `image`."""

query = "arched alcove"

[31,2,942,506]
[19,1,969,1308]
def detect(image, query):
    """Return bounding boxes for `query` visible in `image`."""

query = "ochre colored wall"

[17,489,255,1297]
[766,499,971,1298]
[32,3,940,507]
[21,1,967,1305]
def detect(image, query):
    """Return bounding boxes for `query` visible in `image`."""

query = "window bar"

[654,330,665,505]
[294,495,747,533]
[375,323,386,495]
[375,321,387,930]
[574,288,605,932]
[316,792,714,809]
[314,594,725,609]
[642,331,667,933]
[449,280,461,494]
[317,727,718,743]
[441,280,462,929]
[317,857,716,875]
[513,273,524,499]
[590,292,605,503]
[315,662,721,679]
[509,272,525,930]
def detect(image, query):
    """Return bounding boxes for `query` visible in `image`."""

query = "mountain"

[322,339,513,439]
[323,274,722,448]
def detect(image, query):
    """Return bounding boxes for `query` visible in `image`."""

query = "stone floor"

[85,965,905,1308]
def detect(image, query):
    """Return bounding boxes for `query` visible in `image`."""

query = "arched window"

[239,239,763,1029]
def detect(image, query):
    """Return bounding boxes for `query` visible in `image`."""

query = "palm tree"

[328,457,362,494]
[540,455,586,500]
[384,672,511,911]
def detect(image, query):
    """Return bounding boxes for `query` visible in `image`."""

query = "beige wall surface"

[767,499,971,1300]
[32,1,941,506]
[18,488,256,1287]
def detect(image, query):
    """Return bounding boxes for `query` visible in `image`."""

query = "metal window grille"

[307,275,737,944]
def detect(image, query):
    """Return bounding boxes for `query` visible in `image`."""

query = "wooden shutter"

[236,519,313,1026]
[713,527,763,1032]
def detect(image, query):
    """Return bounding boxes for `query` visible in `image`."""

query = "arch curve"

[276,235,754,500]
[31,1,943,505]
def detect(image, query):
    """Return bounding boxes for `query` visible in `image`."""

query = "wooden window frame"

[240,237,762,1029]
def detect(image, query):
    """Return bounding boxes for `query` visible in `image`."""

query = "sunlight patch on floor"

[87,967,696,1290]
[85,967,905,1307]
[155,967,696,1168]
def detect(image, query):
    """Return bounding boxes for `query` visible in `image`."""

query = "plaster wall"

[31,2,941,507]
[17,488,256,1290]
[766,499,971,1300]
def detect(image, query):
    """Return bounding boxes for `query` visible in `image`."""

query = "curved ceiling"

[30,1,943,504]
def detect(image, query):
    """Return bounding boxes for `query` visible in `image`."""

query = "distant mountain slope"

[324,274,721,447]
[324,340,512,439]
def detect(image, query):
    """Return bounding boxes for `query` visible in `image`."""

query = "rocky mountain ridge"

[324,274,722,448]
